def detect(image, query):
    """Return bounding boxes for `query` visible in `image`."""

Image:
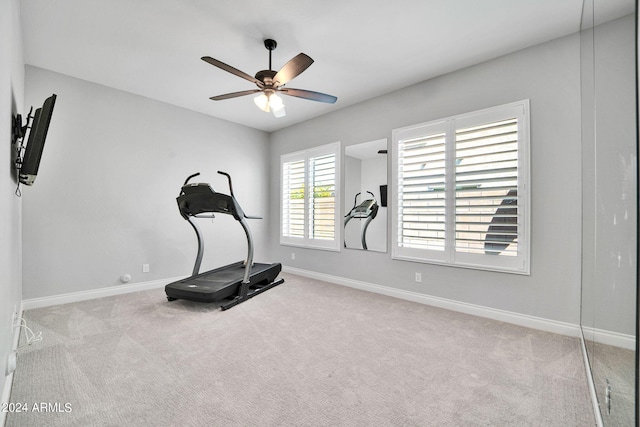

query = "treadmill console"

[177,183,243,220]
[352,199,379,219]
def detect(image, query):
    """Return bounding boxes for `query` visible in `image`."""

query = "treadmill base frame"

[164,261,283,310]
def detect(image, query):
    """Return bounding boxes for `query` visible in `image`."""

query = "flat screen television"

[19,94,57,186]
[380,184,388,207]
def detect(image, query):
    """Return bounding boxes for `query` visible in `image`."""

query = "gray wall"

[1,0,24,405]
[22,67,271,299]
[269,32,583,324]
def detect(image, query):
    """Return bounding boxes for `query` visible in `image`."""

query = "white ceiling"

[20,0,633,133]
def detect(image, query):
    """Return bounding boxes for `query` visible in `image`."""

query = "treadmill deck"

[165,261,282,302]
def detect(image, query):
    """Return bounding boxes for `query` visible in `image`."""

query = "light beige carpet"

[7,273,594,426]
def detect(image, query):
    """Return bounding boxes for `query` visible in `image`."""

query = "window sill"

[280,241,341,252]
[391,252,530,276]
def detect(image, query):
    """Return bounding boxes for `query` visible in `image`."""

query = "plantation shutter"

[393,121,449,263]
[282,159,306,239]
[309,153,336,240]
[454,118,519,256]
[280,142,341,250]
[398,132,447,251]
[392,100,529,274]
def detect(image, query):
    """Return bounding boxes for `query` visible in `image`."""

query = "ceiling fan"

[201,39,337,118]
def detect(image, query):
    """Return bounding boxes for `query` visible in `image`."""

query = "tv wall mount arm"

[11,107,34,196]
[11,107,36,162]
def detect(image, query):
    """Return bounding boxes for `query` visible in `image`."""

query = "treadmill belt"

[194,268,245,284]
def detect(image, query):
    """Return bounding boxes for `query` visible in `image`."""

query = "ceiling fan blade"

[201,56,263,86]
[280,88,337,104]
[209,89,261,101]
[273,53,314,86]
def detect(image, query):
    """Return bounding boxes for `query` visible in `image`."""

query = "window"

[281,142,341,250]
[392,100,530,274]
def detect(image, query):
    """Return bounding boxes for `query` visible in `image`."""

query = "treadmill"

[165,171,284,310]
[343,191,379,250]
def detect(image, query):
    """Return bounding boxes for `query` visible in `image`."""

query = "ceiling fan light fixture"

[269,93,284,110]
[253,93,270,112]
[268,93,285,117]
[254,92,285,117]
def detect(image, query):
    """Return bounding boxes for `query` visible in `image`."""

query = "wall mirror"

[580,0,637,425]
[344,139,388,252]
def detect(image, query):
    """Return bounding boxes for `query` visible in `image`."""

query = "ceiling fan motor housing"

[255,69,277,87]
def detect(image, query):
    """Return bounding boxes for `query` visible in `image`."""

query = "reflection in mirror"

[580,0,637,425]
[344,139,388,252]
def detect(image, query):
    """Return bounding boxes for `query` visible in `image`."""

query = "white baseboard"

[1,372,12,425]
[22,277,180,311]
[1,302,23,426]
[283,266,583,338]
[582,326,636,351]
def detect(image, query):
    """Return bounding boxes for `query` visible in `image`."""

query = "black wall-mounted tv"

[19,94,57,186]
[380,184,388,207]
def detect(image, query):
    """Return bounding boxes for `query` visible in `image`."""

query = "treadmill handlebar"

[217,171,234,198]
[218,171,262,219]
[351,191,376,208]
[216,171,261,219]
[184,172,200,186]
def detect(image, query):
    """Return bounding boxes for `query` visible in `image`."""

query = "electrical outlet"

[415,272,422,283]
[291,253,296,260]
[142,264,150,273]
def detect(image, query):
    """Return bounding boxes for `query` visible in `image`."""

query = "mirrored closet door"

[580,0,638,425]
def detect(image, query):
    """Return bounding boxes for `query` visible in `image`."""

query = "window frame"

[391,100,530,275]
[280,141,342,251]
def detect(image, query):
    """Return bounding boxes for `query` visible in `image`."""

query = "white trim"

[22,277,179,311]
[580,332,604,427]
[279,241,341,252]
[582,326,636,351]
[1,302,23,426]
[1,373,12,426]
[283,266,580,337]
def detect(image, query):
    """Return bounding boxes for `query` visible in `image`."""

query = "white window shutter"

[282,159,306,239]
[392,100,529,274]
[280,142,341,251]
